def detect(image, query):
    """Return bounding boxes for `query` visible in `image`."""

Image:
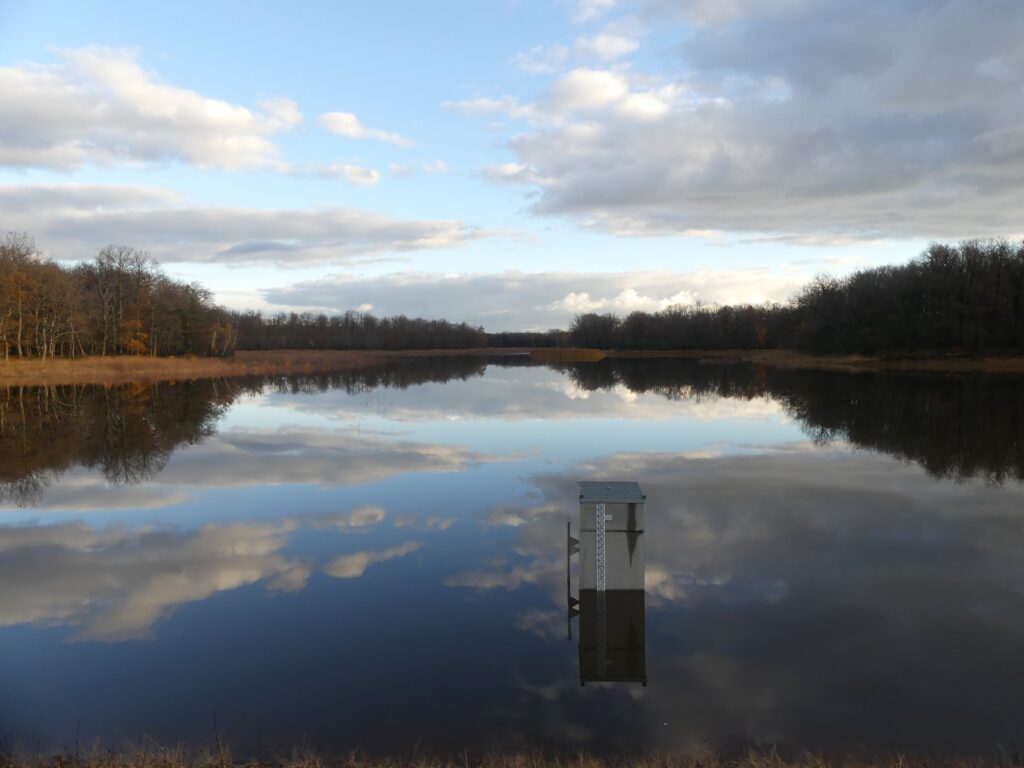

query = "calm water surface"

[2,358,1024,757]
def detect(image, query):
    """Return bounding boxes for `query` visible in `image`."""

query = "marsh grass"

[0,349,537,388]
[0,351,399,387]
[2,745,1019,768]
[529,349,608,364]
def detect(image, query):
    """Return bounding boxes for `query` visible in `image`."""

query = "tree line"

[232,310,489,351]
[0,233,237,359]
[0,232,496,359]
[569,240,1024,354]
[5,233,1024,359]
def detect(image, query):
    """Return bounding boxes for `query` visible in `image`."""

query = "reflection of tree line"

[0,357,489,505]
[260,355,487,395]
[556,358,1024,485]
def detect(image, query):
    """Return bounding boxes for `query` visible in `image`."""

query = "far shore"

[3,346,1024,387]
[0,348,530,388]
[534,347,1024,373]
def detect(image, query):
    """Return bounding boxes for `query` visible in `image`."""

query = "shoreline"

[536,347,1024,373]
[2,347,1024,387]
[0,349,529,388]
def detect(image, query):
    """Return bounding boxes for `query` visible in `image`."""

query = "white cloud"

[318,111,414,148]
[0,183,489,267]
[324,542,422,579]
[512,44,570,75]
[573,0,617,23]
[0,520,309,640]
[545,68,630,111]
[574,33,639,59]
[461,0,1024,241]
[316,505,387,530]
[511,33,638,79]
[0,47,299,171]
[263,268,807,330]
[307,162,381,186]
[421,159,450,174]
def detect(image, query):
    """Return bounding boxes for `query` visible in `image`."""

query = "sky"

[1,0,1022,330]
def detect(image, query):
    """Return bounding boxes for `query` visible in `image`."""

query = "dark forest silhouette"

[4,233,1024,358]
[569,241,1024,354]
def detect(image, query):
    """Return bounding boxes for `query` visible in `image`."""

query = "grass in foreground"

[2,747,1018,768]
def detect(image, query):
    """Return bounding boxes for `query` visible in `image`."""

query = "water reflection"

[2,358,1024,756]
[5,358,1024,499]
[0,380,232,505]
[549,358,1024,484]
[0,357,492,507]
[0,519,308,640]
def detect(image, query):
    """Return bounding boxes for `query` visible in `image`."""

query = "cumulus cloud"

[0,47,299,171]
[465,0,1024,241]
[263,268,807,330]
[3,426,496,512]
[512,33,637,78]
[0,184,488,266]
[574,33,639,60]
[302,162,381,186]
[158,428,492,490]
[0,520,309,640]
[324,542,422,579]
[318,111,414,148]
[573,0,617,23]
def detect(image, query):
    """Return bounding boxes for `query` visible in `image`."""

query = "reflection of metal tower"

[568,481,647,686]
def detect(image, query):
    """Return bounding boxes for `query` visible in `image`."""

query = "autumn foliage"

[0,233,236,360]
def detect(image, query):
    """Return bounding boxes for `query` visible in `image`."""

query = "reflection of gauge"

[568,481,648,686]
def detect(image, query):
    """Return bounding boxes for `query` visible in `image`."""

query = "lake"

[2,357,1024,758]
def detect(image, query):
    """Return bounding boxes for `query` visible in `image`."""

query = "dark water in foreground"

[2,357,1024,757]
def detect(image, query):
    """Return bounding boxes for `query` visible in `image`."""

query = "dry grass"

[529,349,608,364]
[0,746,1014,768]
[0,349,530,388]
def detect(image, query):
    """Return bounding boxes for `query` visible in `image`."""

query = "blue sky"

[1,0,1019,329]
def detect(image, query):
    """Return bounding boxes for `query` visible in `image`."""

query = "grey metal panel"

[580,531,645,590]
[578,480,645,504]
[579,501,644,532]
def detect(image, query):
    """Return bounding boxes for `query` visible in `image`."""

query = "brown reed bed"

[1,746,1016,768]
[0,349,530,388]
[529,348,608,364]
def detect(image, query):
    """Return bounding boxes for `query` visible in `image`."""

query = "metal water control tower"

[569,480,647,685]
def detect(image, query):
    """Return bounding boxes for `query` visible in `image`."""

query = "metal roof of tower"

[578,481,645,503]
